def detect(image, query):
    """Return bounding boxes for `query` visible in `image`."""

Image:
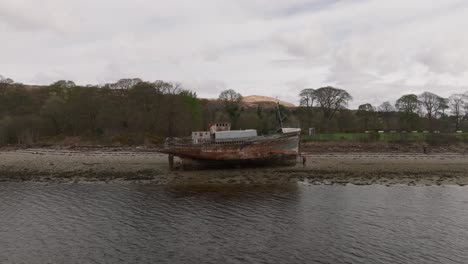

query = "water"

[1,183,468,264]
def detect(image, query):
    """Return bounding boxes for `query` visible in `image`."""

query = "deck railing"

[165,133,296,148]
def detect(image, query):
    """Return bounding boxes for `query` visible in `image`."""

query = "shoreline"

[1,147,467,186]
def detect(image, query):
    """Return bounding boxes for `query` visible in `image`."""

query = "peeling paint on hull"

[160,132,300,168]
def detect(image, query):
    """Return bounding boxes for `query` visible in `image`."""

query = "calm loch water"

[1,183,468,264]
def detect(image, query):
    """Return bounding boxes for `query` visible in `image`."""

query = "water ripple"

[1,183,468,263]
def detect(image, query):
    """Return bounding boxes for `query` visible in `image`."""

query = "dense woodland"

[1,75,468,145]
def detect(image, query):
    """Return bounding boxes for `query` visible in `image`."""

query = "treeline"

[297,87,468,133]
[0,78,282,145]
[1,75,468,145]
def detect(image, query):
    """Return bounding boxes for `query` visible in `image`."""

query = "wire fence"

[302,132,468,144]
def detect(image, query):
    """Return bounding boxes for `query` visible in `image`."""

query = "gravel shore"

[1,147,467,186]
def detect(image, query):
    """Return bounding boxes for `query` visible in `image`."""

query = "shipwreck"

[160,120,301,169]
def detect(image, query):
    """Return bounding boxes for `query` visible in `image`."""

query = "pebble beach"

[1,147,467,186]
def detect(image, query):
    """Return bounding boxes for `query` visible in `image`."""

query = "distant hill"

[242,95,295,108]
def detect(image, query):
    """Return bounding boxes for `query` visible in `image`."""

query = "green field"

[302,132,468,144]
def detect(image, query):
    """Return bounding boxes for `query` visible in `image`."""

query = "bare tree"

[51,80,76,88]
[153,80,172,93]
[437,97,449,117]
[378,101,395,112]
[41,96,66,134]
[314,86,352,119]
[219,89,242,103]
[160,82,183,95]
[418,92,446,131]
[449,94,465,131]
[378,101,395,130]
[358,103,375,112]
[396,94,419,113]
[0,75,14,84]
[312,86,352,132]
[164,82,184,136]
[299,88,316,130]
[219,89,243,128]
[464,92,468,119]
[109,78,142,90]
[395,94,420,130]
[299,88,316,107]
[357,103,376,131]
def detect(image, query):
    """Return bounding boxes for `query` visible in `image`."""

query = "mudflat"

[0,147,467,186]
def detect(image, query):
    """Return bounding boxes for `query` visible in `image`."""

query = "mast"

[277,101,284,129]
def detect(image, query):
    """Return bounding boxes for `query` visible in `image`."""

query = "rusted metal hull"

[160,132,300,168]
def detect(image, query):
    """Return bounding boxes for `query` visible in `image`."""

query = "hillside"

[242,95,296,108]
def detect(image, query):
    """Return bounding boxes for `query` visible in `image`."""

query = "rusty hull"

[160,132,300,167]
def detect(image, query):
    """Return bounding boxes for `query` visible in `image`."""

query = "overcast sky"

[1,0,468,107]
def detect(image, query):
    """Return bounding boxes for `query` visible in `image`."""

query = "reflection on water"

[1,183,468,264]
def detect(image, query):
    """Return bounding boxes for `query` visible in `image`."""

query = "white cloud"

[1,0,468,107]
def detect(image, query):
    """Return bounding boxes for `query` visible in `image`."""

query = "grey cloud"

[0,1,78,33]
[181,80,228,98]
[272,27,330,61]
[1,0,468,106]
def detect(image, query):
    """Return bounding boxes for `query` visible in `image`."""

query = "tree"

[464,92,468,119]
[154,80,175,94]
[219,89,243,128]
[219,89,242,103]
[162,82,183,95]
[299,88,316,130]
[438,97,449,117]
[396,94,419,113]
[357,103,375,112]
[0,84,40,117]
[378,101,395,113]
[0,75,14,84]
[313,86,352,131]
[449,94,466,131]
[395,94,420,130]
[357,103,376,131]
[180,89,202,132]
[418,92,447,131]
[65,86,102,135]
[109,78,142,90]
[378,101,395,130]
[48,80,76,100]
[41,96,66,134]
[51,80,76,88]
[164,82,183,136]
[299,88,316,107]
